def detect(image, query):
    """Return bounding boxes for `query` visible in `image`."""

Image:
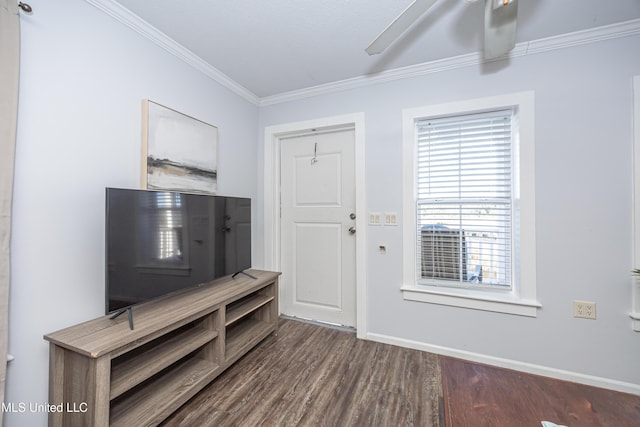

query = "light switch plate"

[384,212,398,226]
[368,212,382,226]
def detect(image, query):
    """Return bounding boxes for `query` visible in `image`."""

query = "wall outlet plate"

[573,300,596,319]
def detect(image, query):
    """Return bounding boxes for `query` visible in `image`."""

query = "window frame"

[401,92,540,317]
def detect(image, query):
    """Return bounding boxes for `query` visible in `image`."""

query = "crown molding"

[85,0,260,106]
[86,0,640,108]
[260,18,640,106]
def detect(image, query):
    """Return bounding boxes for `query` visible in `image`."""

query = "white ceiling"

[110,0,640,99]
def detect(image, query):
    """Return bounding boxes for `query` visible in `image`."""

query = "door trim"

[263,113,366,338]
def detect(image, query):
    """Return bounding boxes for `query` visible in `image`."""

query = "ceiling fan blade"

[365,0,439,55]
[483,0,518,60]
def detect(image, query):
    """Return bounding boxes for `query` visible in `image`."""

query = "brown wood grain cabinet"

[44,270,279,427]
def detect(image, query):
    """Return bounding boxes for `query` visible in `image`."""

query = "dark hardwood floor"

[162,318,640,426]
[441,356,640,427]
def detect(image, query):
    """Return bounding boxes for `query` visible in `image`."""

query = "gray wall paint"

[258,36,640,386]
[8,1,258,425]
[7,0,640,425]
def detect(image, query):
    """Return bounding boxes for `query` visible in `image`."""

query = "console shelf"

[110,357,218,427]
[226,319,275,360]
[110,325,219,399]
[44,269,279,427]
[225,294,274,326]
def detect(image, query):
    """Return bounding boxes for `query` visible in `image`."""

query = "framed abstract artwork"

[141,100,218,194]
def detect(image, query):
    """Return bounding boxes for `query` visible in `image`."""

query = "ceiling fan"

[366,0,518,60]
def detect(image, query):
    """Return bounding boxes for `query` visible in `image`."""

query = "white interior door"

[280,129,356,327]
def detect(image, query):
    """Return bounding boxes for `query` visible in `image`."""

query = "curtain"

[0,0,20,421]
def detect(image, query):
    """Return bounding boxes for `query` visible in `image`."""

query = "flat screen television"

[105,187,252,315]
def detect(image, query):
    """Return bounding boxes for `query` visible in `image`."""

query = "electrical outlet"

[573,300,596,319]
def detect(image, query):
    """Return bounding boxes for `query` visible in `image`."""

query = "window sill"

[401,285,541,317]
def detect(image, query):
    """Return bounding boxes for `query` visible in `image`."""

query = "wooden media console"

[44,270,279,427]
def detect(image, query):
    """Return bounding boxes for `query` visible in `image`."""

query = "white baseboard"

[365,332,640,396]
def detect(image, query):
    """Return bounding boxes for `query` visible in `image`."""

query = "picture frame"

[141,100,218,194]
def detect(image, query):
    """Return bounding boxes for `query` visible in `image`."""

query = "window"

[402,92,540,316]
[417,110,512,288]
[150,191,184,262]
[137,191,190,275]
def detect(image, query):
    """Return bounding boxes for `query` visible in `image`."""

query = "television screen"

[105,187,251,313]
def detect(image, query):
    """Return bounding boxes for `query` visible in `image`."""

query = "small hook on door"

[311,142,318,165]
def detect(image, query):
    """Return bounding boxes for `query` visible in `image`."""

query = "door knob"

[350,213,356,220]
[348,227,356,234]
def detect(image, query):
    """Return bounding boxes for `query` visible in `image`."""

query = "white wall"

[7,1,258,425]
[258,35,640,387]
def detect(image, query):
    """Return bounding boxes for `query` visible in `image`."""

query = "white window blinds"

[416,109,513,289]
[139,192,185,263]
